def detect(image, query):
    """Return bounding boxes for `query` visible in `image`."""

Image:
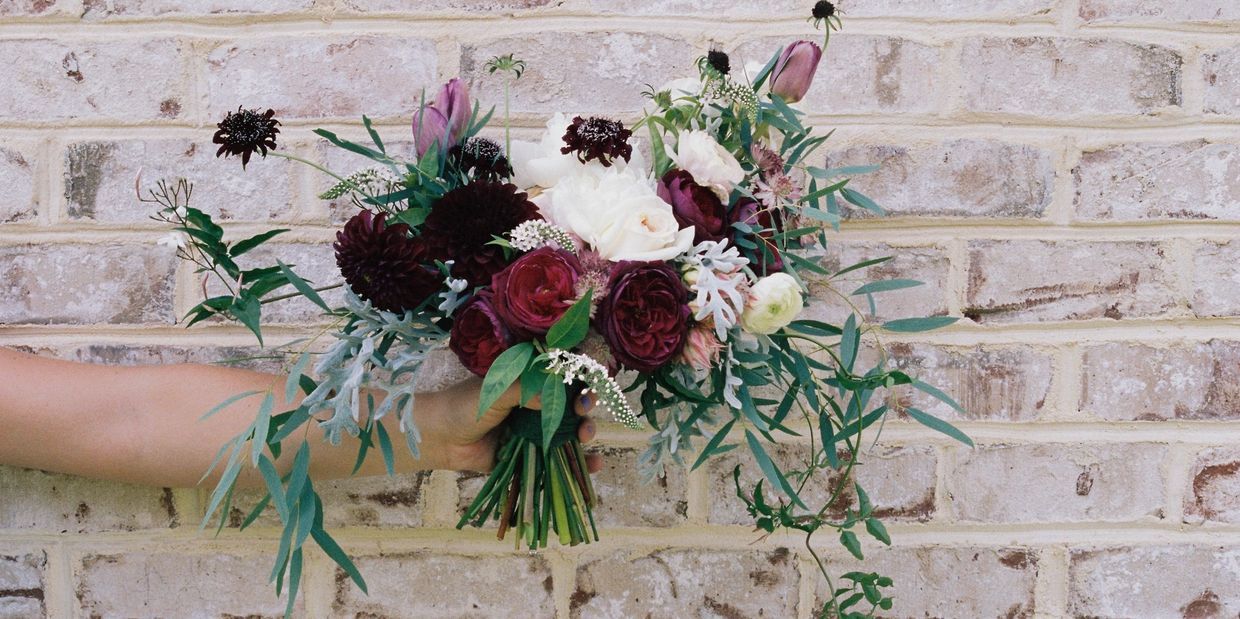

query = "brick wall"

[1,1,1238,617]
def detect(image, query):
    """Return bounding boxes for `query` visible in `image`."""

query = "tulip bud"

[769,40,822,104]
[436,78,471,139]
[412,106,450,158]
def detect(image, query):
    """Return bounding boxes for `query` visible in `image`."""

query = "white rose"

[666,130,744,199]
[510,112,645,191]
[537,167,695,262]
[741,272,803,335]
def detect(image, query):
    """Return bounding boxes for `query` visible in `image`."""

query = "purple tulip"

[769,41,822,104]
[412,105,450,158]
[435,78,471,139]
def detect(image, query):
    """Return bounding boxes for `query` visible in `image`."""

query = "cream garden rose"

[666,130,745,199]
[536,167,695,262]
[741,272,804,335]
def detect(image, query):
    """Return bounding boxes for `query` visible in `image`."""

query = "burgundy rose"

[730,198,785,273]
[596,261,691,373]
[450,292,514,377]
[658,169,728,245]
[492,247,582,340]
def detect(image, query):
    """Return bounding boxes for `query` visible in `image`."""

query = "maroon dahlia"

[449,291,513,377]
[422,181,541,287]
[334,210,441,313]
[560,116,632,167]
[596,261,690,373]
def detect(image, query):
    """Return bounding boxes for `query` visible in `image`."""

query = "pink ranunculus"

[770,40,823,104]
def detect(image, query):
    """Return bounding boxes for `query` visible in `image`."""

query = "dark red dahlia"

[560,116,632,167]
[334,210,441,313]
[213,106,280,169]
[422,181,541,287]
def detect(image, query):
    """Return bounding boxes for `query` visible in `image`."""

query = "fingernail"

[582,419,596,440]
[579,394,593,410]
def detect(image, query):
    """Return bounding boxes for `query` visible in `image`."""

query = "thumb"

[475,382,541,435]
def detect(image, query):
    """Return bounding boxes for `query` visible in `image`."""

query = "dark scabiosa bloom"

[334,210,441,313]
[422,181,541,287]
[812,0,835,19]
[213,106,280,169]
[706,49,731,76]
[560,116,633,167]
[450,137,514,182]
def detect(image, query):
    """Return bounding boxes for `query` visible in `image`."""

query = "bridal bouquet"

[147,3,969,617]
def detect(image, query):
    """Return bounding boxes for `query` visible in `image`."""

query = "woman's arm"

[0,347,596,488]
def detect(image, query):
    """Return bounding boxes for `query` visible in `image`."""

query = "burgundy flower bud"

[596,261,690,373]
[657,169,728,245]
[770,40,823,104]
[491,247,583,340]
[435,78,471,139]
[450,291,514,377]
[412,105,450,158]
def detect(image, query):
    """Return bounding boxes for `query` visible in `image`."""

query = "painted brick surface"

[0,552,45,619]
[1183,447,1240,525]
[1074,140,1240,221]
[1081,0,1240,23]
[0,244,176,324]
[886,343,1053,421]
[1069,545,1240,617]
[1204,46,1240,116]
[0,466,177,532]
[0,143,37,224]
[1082,341,1240,421]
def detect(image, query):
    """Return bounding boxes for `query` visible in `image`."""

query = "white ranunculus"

[510,112,645,191]
[536,167,695,263]
[741,272,804,335]
[667,130,744,199]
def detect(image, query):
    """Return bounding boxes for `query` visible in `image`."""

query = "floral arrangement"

[146,3,970,617]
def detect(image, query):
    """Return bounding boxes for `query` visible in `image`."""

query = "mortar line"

[44,540,72,619]
[1048,344,1084,423]
[1164,444,1195,525]
[547,548,576,619]
[1034,546,1070,618]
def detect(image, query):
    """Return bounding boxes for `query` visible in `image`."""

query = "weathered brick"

[961,38,1182,118]
[231,472,429,529]
[709,444,937,525]
[1081,0,1240,22]
[837,0,1055,18]
[825,140,1054,219]
[0,244,175,324]
[76,552,295,618]
[0,143,36,224]
[587,0,801,15]
[1082,341,1240,421]
[341,0,555,12]
[1075,140,1240,220]
[462,33,694,116]
[0,551,45,619]
[736,35,941,115]
[571,547,798,618]
[1185,447,1240,524]
[206,37,436,120]
[965,240,1176,323]
[81,0,313,18]
[814,546,1038,619]
[885,343,1053,421]
[17,342,275,370]
[66,139,293,223]
[0,0,70,16]
[1193,240,1240,317]
[1070,545,1240,617]
[806,242,951,325]
[0,39,188,122]
[333,552,553,616]
[0,466,176,532]
[1204,46,1240,116]
[951,443,1167,522]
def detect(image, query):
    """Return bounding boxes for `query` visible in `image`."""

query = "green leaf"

[277,260,331,313]
[866,518,892,545]
[905,407,973,446]
[545,289,593,351]
[913,379,967,415]
[840,530,864,560]
[283,548,302,619]
[311,526,368,594]
[477,342,534,419]
[841,188,884,215]
[199,390,263,421]
[230,296,264,346]
[313,128,385,162]
[751,46,783,91]
[251,392,275,466]
[284,441,312,508]
[285,352,310,403]
[808,164,881,178]
[852,279,923,296]
[229,229,289,257]
[786,320,842,337]
[691,418,736,472]
[745,430,807,510]
[293,483,316,551]
[840,314,859,373]
[237,492,271,531]
[257,454,289,523]
[540,373,566,452]
[881,316,959,333]
[362,115,385,154]
[393,207,429,228]
[834,256,892,278]
[375,421,396,476]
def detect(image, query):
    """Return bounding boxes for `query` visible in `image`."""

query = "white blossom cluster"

[545,350,641,429]
[507,220,577,255]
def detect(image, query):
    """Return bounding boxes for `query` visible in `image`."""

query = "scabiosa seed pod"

[334,210,441,313]
[560,116,633,167]
[450,137,514,182]
[213,106,280,169]
[422,180,541,287]
[706,49,731,76]
[812,0,835,19]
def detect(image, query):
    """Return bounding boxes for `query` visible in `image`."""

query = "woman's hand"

[421,378,602,474]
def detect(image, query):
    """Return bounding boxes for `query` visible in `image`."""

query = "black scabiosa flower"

[422,181,541,287]
[706,49,731,76]
[560,116,633,167]
[449,137,514,182]
[334,210,441,313]
[812,1,835,19]
[213,106,280,169]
